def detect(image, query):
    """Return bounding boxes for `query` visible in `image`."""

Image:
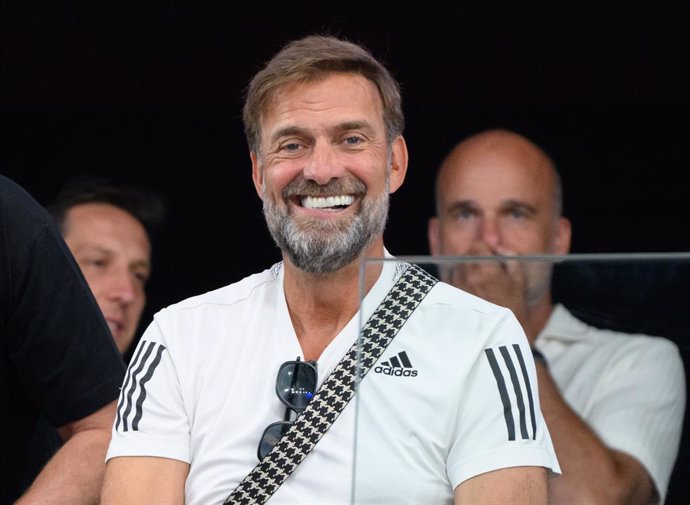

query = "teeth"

[301,195,355,209]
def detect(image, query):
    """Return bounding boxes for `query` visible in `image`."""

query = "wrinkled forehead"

[262,72,382,116]
[257,74,385,143]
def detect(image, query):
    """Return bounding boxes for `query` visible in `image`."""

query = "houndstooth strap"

[225,263,438,504]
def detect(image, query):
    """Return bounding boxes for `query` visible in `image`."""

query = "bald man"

[428,129,685,505]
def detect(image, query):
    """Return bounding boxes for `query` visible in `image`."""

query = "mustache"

[282,175,367,198]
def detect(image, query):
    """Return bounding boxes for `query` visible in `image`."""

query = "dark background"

[3,2,689,311]
[2,2,689,502]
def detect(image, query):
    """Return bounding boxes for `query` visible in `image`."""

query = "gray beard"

[262,178,390,274]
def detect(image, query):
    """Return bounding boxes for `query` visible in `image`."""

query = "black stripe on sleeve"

[513,344,538,439]
[131,343,167,431]
[120,341,156,432]
[485,347,516,441]
[499,345,529,440]
[116,341,147,431]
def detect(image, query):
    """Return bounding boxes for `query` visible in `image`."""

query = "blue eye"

[345,136,362,145]
[456,208,476,220]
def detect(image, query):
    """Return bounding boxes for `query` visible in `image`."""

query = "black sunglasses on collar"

[257,357,318,460]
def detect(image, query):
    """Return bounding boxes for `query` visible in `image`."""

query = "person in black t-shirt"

[0,175,126,504]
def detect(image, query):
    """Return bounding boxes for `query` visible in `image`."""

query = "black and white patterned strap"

[224,263,438,505]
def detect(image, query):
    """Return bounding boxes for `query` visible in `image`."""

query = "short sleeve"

[107,315,191,463]
[447,309,560,488]
[587,337,686,501]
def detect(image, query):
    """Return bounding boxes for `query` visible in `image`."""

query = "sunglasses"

[257,357,318,460]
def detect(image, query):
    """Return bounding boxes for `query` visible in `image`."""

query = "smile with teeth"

[300,195,355,210]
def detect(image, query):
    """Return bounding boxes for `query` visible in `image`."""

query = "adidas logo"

[374,350,418,377]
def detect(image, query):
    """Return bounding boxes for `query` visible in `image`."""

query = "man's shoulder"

[158,264,280,316]
[410,280,521,343]
[552,304,682,358]
[428,280,512,317]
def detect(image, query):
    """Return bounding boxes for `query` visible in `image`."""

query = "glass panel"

[353,253,689,504]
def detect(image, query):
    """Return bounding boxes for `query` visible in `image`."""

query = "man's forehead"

[262,74,381,120]
[442,164,554,207]
[446,153,553,188]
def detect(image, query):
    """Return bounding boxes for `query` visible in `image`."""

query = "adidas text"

[374,366,418,377]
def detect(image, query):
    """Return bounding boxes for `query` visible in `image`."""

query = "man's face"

[251,72,407,273]
[428,137,570,305]
[63,203,151,353]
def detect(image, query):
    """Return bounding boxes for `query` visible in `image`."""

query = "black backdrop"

[2,2,690,502]
[3,2,689,317]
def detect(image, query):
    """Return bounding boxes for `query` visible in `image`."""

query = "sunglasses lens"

[258,421,292,460]
[276,361,317,410]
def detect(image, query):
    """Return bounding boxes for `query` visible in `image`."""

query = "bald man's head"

[428,128,571,307]
[434,129,563,219]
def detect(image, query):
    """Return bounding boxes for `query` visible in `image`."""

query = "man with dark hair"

[48,175,166,355]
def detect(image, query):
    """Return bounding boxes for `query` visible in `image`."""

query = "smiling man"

[48,176,166,356]
[102,35,560,505]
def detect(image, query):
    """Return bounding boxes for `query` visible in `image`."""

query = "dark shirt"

[0,175,125,502]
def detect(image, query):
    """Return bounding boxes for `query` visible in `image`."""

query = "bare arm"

[537,362,655,505]
[14,400,117,505]
[101,456,189,505]
[455,466,548,504]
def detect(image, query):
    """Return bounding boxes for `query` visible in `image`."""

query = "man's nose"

[107,270,139,304]
[303,143,344,185]
[478,217,501,248]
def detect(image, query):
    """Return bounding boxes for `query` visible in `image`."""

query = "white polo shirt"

[108,258,559,504]
[535,304,686,503]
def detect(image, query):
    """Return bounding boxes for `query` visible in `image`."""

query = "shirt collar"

[537,303,592,344]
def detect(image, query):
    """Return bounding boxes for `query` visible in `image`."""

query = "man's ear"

[428,216,441,255]
[554,216,572,254]
[250,151,263,199]
[388,136,409,194]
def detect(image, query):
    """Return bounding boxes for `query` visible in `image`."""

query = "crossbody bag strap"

[224,263,438,505]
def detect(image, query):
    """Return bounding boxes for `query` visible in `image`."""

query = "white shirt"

[536,304,686,503]
[108,258,559,504]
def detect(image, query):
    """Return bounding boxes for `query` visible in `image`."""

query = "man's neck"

[282,241,385,361]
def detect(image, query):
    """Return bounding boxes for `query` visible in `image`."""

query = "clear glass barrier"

[353,253,689,504]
